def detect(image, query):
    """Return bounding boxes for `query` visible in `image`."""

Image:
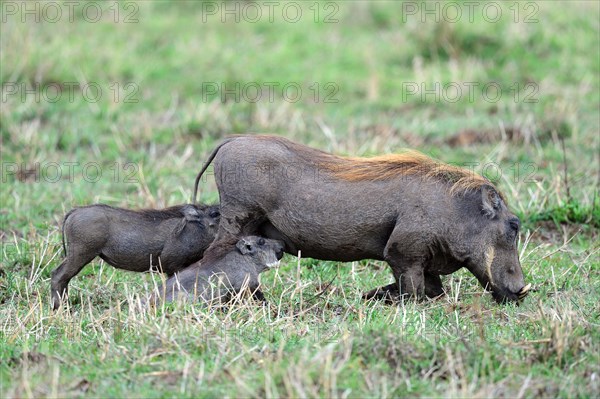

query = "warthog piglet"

[51,203,220,309]
[153,236,284,305]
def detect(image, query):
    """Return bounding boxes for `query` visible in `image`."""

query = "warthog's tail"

[61,209,76,256]
[193,137,237,203]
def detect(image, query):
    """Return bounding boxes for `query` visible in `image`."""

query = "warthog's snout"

[492,282,532,304]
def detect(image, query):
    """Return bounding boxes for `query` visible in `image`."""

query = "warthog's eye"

[258,237,265,245]
[507,217,520,243]
[509,218,520,232]
[210,210,220,218]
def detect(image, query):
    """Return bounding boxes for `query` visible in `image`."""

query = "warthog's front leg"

[364,272,443,303]
[424,272,444,298]
[366,262,425,301]
[363,267,425,302]
[362,282,399,303]
[381,233,427,300]
[394,266,425,299]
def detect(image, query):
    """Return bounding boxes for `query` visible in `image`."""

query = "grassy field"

[1,1,599,397]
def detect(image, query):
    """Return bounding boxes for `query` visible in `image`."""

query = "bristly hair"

[330,151,491,195]
[198,237,239,266]
[137,205,193,219]
[74,203,216,220]
[252,135,498,199]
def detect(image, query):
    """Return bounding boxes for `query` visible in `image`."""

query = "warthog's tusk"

[485,247,495,286]
[519,283,531,294]
[517,283,532,299]
[266,261,281,268]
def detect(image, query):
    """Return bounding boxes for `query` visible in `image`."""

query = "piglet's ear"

[172,218,187,237]
[236,238,255,255]
[182,206,202,222]
[481,185,501,219]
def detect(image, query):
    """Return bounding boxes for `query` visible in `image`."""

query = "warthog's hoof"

[364,282,443,304]
[363,283,401,304]
[252,289,268,304]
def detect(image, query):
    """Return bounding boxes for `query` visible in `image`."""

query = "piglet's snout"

[276,246,284,260]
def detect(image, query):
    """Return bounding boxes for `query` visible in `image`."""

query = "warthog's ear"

[481,185,501,219]
[182,206,202,222]
[236,238,255,255]
[172,218,188,237]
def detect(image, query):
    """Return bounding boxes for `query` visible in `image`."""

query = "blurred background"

[1,2,599,397]
[1,1,598,233]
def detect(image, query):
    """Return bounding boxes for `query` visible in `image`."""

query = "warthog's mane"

[254,135,497,197]
[83,204,212,220]
[138,205,191,219]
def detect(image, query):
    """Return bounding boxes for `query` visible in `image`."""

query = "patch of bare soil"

[530,220,596,244]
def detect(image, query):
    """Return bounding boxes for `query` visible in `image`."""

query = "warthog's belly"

[258,204,395,261]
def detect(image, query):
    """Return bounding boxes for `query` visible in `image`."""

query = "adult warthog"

[193,135,530,304]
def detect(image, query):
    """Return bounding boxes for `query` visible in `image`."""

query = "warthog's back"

[211,135,488,261]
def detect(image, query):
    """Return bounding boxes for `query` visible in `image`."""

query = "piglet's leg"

[51,249,97,310]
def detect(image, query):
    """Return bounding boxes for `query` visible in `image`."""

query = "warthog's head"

[236,236,285,272]
[173,204,220,236]
[203,205,221,232]
[465,186,530,304]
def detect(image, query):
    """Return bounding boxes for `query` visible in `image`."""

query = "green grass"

[1,1,599,397]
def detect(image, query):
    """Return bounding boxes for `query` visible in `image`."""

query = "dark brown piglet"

[51,203,220,309]
[152,236,284,305]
